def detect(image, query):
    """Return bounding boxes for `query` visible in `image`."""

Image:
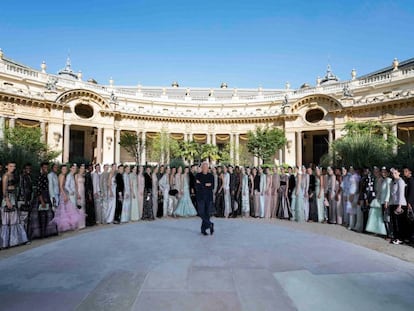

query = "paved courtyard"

[0,218,413,311]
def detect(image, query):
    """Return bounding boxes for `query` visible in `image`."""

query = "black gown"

[215,176,224,217]
[84,171,96,226]
[142,173,154,220]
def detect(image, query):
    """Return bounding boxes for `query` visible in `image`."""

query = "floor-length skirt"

[106,191,116,224]
[152,191,158,220]
[130,194,139,221]
[309,193,318,222]
[294,191,305,222]
[328,193,337,224]
[264,194,272,218]
[271,194,278,218]
[1,197,29,248]
[249,194,255,217]
[315,190,325,223]
[365,198,387,235]
[336,194,343,225]
[142,190,154,220]
[241,193,250,215]
[121,197,131,222]
[224,190,231,218]
[215,192,224,217]
[354,204,364,233]
[303,195,310,222]
[276,191,292,219]
[174,193,197,217]
[50,195,84,233]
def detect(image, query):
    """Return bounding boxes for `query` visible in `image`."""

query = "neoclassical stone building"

[0,49,413,166]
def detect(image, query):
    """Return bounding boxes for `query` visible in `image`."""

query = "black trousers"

[390,205,406,240]
[382,204,394,239]
[114,198,123,222]
[198,198,212,233]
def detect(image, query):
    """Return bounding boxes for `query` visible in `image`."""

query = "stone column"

[229,133,234,164]
[235,133,240,165]
[141,131,146,165]
[207,133,211,144]
[0,116,5,141]
[9,117,15,128]
[184,133,188,142]
[392,124,398,154]
[189,133,193,142]
[212,133,216,146]
[166,132,170,164]
[63,123,70,163]
[103,127,115,164]
[96,127,103,164]
[296,131,302,166]
[115,129,121,164]
[328,129,333,144]
[40,121,46,143]
[253,156,259,167]
[278,149,283,166]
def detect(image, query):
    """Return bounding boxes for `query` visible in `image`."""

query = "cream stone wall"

[1,51,414,166]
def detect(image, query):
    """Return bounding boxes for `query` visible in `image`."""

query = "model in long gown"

[75,173,86,229]
[106,173,117,224]
[294,171,306,222]
[276,174,292,219]
[142,171,155,220]
[51,193,84,232]
[327,169,337,224]
[130,170,139,221]
[215,174,224,217]
[366,175,387,235]
[314,176,325,223]
[121,171,131,223]
[241,173,250,216]
[1,171,29,248]
[137,171,144,219]
[174,174,197,217]
[271,170,280,218]
[264,172,272,218]
[50,172,84,233]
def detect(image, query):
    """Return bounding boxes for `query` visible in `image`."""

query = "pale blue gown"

[365,177,387,235]
[174,175,197,217]
[294,172,306,222]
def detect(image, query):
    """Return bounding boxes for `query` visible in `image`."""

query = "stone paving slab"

[75,271,147,311]
[0,218,413,311]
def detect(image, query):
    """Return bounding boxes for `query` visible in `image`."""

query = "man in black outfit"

[114,164,125,224]
[196,162,214,235]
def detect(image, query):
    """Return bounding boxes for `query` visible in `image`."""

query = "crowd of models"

[1,161,413,249]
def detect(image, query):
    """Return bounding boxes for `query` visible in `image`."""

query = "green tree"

[218,143,231,165]
[149,130,181,164]
[179,140,200,164]
[237,143,253,166]
[322,121,402,168]
[200,144,220,163]
[4,126,60,162]
[119,131,144,164]
[1,126,60,177]
[247,126,287,164]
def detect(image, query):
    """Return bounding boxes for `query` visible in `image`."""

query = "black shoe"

[210,223,214,235]
[201,231,208,236]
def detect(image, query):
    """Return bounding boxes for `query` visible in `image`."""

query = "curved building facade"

[1,49,414,166]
